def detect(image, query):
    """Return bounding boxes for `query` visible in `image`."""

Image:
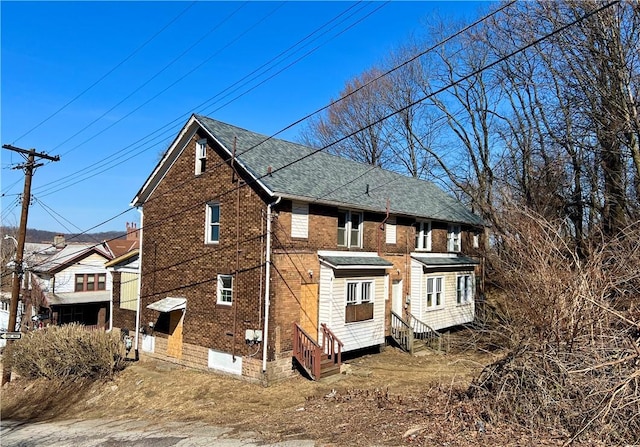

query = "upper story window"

[206,202,220,244]
[195,139,207,175]
[337,210,362,248]
[217,274,233,305]
[414,220,432,251]
[426,276,443,309]
[447,224,461,252]
[75,273,106,292]
[473,232,480,249]
[456,274,474,305]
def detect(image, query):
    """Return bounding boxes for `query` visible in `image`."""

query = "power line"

[32,2,381,197]
[11,1,198,145]
[18,0,613,261]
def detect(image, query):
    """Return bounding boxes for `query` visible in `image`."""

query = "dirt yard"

[0,341,593,446]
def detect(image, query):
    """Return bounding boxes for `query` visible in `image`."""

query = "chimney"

[53,234,65,249]
[126,222,139,241]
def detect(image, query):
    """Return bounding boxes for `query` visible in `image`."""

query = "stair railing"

[292,323,322,379]
[391,311,414,354]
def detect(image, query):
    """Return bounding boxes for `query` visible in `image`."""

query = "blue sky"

[1,1,485,236]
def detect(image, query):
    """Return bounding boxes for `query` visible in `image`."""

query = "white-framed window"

[414,220,432,250]
[217,274,233,305]
[346,280,372,305]
[206,202,220,244]
[337,210,362,248]
[456,274,474,305]
[426,276,443,309]
[195,138,207,175]
[473,233,480,249]
[447,224,461,252]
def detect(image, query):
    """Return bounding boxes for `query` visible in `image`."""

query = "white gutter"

[262,196,281,374]
[134,207,144,361]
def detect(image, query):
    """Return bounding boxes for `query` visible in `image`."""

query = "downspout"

[108,271,113,332]
[262,196,281,375]
[134,207,144,361]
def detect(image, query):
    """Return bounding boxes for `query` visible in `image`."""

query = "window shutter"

[291,202,309,238]
[385,217,396,244]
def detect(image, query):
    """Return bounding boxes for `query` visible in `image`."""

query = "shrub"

[7,324,126,380]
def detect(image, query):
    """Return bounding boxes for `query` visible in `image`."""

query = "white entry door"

[392,279,403,316]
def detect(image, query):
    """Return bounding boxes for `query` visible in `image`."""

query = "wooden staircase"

[292,322,343,380]
[390,311,441,354]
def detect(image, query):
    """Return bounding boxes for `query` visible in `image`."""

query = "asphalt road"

[1,418,316,447]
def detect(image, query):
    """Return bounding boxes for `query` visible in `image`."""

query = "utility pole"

[1,144,59,385]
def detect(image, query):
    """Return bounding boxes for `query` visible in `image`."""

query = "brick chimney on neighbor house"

[53,234,65,249]
[126,222,140,242]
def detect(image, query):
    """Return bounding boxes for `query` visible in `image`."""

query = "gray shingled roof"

[412,255,480,267]
[196,115,483,226]
[320,255,394,269]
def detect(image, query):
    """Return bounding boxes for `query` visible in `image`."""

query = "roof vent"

[366,184,370,195]
[267,166,272,176]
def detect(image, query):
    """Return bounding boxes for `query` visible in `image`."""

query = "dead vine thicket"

[470,206,640,445]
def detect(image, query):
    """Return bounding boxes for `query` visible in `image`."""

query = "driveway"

[1,418,315,447]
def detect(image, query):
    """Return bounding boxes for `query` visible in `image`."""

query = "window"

[473,232,480,249]
[337,210,362,248]
[195,139,207,175]
[74,273,106,292]
[217,274,233,305]
[206,203,220,244]
[456,274,474,305]
[426,276,443,309]
[414,221,432,250]
[448,224,461,252]
[345,280,374,322]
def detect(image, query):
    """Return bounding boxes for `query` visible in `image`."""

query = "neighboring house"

[125,114,484,383]
[105,248,139,334]
[28,237,113,328]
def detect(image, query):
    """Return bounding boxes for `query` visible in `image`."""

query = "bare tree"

[300,68,392,168]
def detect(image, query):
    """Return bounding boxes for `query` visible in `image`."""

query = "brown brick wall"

[140,131,268,362]
[111,271,137,332]
[134,127,483,383]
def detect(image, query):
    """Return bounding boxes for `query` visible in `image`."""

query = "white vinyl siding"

[385,218,396,244]
[291,202,309,239]
[50,253,112,294]
[119,272,138,311]
[410,259,475,331]
[318,264,386,352]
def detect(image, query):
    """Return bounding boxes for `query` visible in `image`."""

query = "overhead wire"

[26,0,520,247]
[11,1,198,145]
[17,0,614,269]
[32,1,379,197]
[51,1,256,157]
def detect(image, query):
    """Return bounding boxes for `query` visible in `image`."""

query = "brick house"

[125,114,484,383]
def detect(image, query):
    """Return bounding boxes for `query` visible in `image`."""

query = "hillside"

[0,227,125,244]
